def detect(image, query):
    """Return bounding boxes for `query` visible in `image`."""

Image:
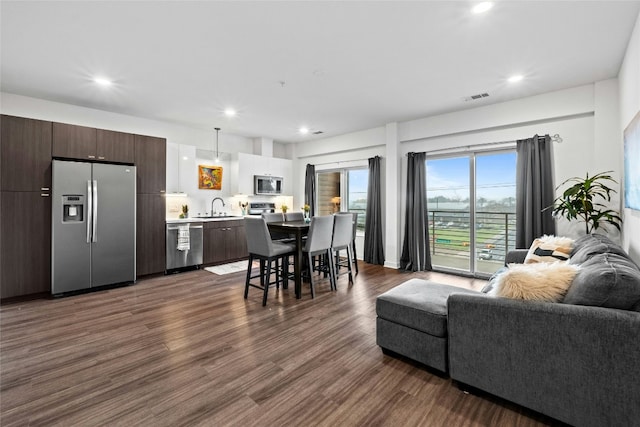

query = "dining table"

[266,220,310,299]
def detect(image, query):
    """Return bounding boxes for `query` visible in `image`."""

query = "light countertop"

[166,216,245,224]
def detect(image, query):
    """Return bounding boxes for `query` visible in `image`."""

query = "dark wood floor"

[1,262,561,426]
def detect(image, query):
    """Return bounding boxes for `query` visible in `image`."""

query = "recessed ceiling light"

[224,108,236,117]
[93,77,112,86]
[472,2,493,14]
[508,74,524,83]
[299,127,309,135]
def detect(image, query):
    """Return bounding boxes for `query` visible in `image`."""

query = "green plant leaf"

[551,170,621,233]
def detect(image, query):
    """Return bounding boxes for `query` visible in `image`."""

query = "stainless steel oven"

[247,202,276,215]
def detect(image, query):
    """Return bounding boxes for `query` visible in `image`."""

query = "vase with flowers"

[179,204,189,219]
[302,204,311,222]
[281,204,288,213]
[239,201,248,216]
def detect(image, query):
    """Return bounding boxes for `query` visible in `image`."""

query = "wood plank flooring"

[1,262,563,426]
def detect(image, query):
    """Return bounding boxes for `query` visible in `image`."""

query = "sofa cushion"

[524,235,574,264]
[564,253,640,311]
[481,266,508,293]
[569,234,628,265]
[376,279,480,337]
[488,262,578,302]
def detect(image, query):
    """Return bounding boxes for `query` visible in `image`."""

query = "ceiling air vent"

[312,130,324,135]
[463,92,490,102]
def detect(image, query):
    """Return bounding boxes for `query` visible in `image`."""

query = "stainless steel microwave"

[254,175,283,195]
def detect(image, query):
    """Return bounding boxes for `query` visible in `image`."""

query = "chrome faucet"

[211,197,225,215]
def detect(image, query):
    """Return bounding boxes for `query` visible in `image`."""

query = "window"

[426,150,516,276]
[316,167,368,232]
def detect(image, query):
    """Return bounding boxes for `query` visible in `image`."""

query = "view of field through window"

[426,151,516,275]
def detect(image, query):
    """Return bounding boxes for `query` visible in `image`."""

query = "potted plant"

[551,171,622,234]
[281,204,288,213]
[179,204,189,219]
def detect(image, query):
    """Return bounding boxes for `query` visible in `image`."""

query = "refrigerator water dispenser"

[62,195,84,222]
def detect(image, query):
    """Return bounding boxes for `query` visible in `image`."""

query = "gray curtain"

[516,134,556,248]
[304,164,316,217]
[364,156,385,265]
[400,152,432,271]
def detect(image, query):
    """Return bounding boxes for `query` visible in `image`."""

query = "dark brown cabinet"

[203,220,248,265]
[232,222,248,260]
[1,115,52,192]
[136,193,166,276]
[96,129,135,163]
[52,123,135,164]
[0,115,52,299]
[134,135,166,277]
[135,135,166,194]
[0,191,51,298]
[52,122,97,160]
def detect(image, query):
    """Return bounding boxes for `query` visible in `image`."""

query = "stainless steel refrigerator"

[52,160,136,294]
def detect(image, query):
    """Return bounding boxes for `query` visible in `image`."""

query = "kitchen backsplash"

[165,194,294,219]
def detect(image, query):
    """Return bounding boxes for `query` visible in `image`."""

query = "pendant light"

[214,127,220,162]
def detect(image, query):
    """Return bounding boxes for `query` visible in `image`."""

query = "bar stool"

[285,212,304,222]
[303,215,336,298]
[332,213,354,285]
[337,211,359,274]
[262,212,288,240]
[244,217,296,306]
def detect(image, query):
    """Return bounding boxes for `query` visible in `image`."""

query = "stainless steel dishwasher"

[166,222,203,271]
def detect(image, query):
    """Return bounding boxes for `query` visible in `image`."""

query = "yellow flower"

[301,204,310,212]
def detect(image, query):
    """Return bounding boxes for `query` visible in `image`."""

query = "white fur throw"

[524,235,575,264]
[490,262,579,302]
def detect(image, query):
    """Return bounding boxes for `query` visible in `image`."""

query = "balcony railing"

[428,209,516,273]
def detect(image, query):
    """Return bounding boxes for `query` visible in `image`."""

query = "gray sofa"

[376,234,640,427]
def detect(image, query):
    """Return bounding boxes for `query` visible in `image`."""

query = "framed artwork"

[198,165,223,190]
[624,110,640,211]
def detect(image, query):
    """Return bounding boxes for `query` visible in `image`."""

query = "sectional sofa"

[376,234,640,427]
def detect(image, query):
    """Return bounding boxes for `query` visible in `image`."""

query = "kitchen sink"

[194,214,242,219]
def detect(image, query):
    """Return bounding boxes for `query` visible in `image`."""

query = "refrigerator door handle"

[92,180,98,242]
[87,180,93,243]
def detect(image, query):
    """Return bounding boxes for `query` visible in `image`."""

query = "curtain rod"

[310,157,374,167]
[419,133,562,156]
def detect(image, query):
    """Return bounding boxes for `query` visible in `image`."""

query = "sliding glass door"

[426,156,471,271]
[316,168,368,231]
[426,150,516,276]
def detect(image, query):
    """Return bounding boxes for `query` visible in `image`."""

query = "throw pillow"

[490,262,579,302]
[563,253,640,311]
[481,266,508,293]
[524,235,574,264]
[569,234,629,265]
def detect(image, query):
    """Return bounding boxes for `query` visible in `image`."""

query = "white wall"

[296,81,624,268]
[619,11,640,264]
[398,82,622,246]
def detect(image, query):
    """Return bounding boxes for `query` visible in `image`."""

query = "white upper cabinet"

[166,143,197,195]
[166,143,179,193]
[232,152,292,195]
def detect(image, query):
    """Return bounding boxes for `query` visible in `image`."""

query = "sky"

[426,152,517,201]
[348,168,368,199]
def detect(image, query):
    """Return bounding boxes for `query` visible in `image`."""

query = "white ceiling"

[2,1,639,143]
